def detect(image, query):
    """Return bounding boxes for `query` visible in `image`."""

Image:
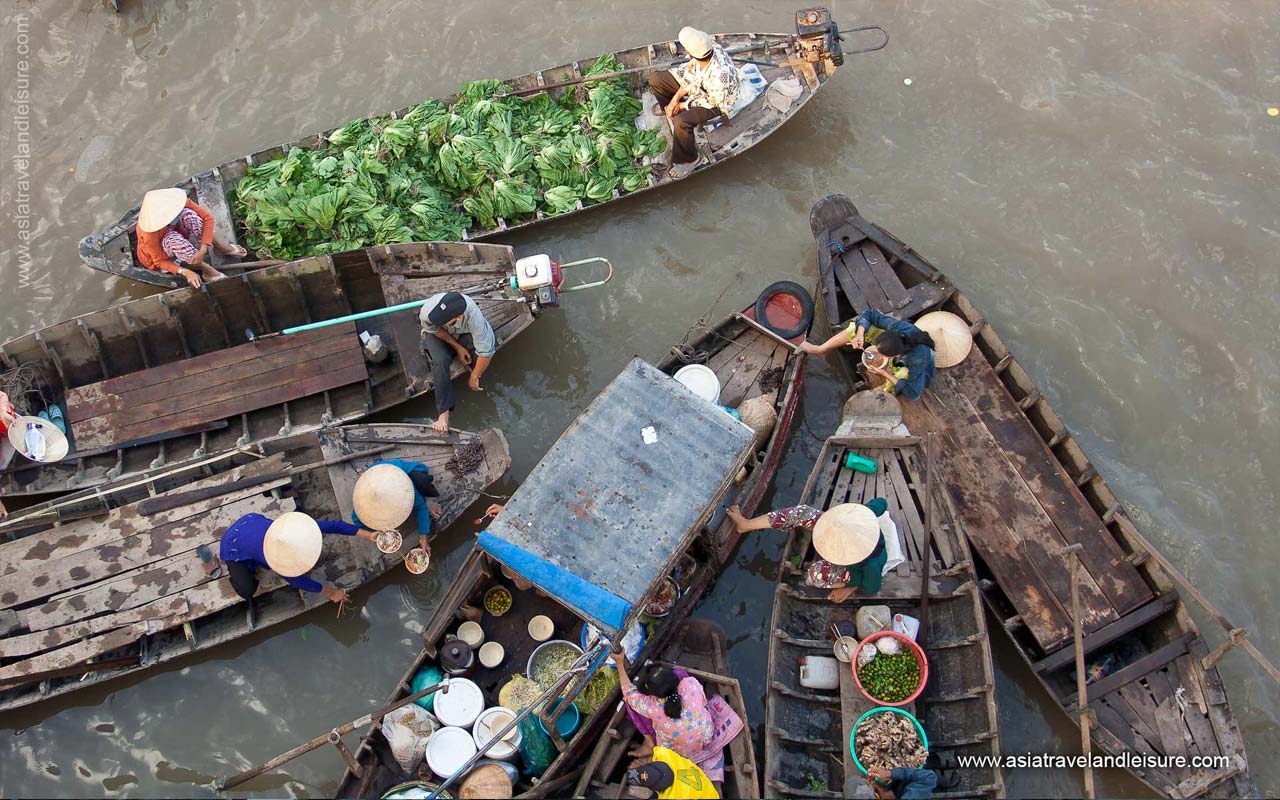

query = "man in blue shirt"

[219,511,378,604]
[867,766,938,799]
[351,459,441,554]
[801,308,938,401]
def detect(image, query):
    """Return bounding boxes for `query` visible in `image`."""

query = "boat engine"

[795,7,843,66]
[509,254,613,310]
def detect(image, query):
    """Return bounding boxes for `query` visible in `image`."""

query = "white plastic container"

[425,725,478,778]
[515,254,555,290]
[473,706,523,761]
[433,677,485,729]
[798,655,841,690]
[893,613,921,641]
[673,364,722,404]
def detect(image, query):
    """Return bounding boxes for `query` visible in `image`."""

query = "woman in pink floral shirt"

[610,651,713,762]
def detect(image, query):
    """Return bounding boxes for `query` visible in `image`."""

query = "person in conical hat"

[727,498,893,603]
[135,188,247,288]
[801,307,940,401]
[216,510,380,604]
[351,459,442,553]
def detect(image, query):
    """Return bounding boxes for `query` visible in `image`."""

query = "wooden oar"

[1060,543,1096,799]
[0,655,140,690]
[214,258,286,273]
[917,433,936,648]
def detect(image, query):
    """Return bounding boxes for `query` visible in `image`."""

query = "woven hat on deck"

[738,393,778,444]
[460,764,513,799]
[137,188,188,233]
[915,310,974,368]
[812,503,880,566]
[262,512,323,577]
[678,26,715,59]
[7,416,69,463]
[352,463,415,530]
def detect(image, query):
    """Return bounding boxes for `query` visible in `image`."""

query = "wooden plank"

[0,596,189,658]
[942,358,1152,614]
[0,622,153,682]
[830,255,872,320]
[193,169,239,268]
[1064,633,1196,706]
[1146,667,1191,760]
[856,242,910,311]
[1034,595,1178,674]
[1094,696,1163,759]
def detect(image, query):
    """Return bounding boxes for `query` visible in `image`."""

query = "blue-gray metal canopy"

[479,358,754,643]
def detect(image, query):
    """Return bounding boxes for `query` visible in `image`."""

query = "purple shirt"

[219,512,358,593]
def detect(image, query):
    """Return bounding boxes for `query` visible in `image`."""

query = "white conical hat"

[352,463,415,530]
[8,416,69,463]
[263,512,323,577]
[812,503,880,565]
[137,188,188,232]
[915,311,973,368]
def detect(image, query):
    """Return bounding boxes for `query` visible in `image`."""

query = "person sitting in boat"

[418,291,497,433]
[727,499,890,603]
[351,460,442,553]
[626,746,720,800]
[648,26,740,180]
[866,766,938,799]
[136,187,247,289]
[216,511,379,604]
[800,309,937,400]
[0,390,17,470]
[612,651,714,764]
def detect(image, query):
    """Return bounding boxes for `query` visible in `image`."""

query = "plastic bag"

[857,643,878,668]
[875,637,901,656]
[856,605,892,639]
[380,704,438,773]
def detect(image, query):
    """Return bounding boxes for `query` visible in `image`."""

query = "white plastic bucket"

[425,725,478,779]
[673,364,721,404]
[472,706,523,761]
[433,678,485,729]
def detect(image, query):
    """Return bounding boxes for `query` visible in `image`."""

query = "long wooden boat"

[809,194,1258,798]
[79,10,850,288]
[0,241,534,497]
[764,393,1003,799]
[572,619,759,799]
[331,358,756,799]
[0,422,510,713]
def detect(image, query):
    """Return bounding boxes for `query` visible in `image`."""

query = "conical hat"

[352,463,415,530]
[460,764,512,799]
[262,512,323,577]
[7,416,69,463]
[812,503,880,565]
[138,188,188,233]
[915,311,973,368]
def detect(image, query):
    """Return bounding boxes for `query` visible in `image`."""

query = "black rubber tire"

[754,281,815,340]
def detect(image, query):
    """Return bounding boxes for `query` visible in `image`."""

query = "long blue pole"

[279,298,435,336]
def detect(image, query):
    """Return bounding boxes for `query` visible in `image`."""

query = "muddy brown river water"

[1,1,1277,797]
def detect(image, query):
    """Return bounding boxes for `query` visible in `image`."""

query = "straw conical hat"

[812,503,880,565]
[7,416,69,463]
[915,311,973,368]
[137,188,188,233]
[460,764,512,799]
[352,463,415,530]
[262,512,323,577]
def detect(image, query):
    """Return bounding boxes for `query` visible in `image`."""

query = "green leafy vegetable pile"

[234,56,667,259]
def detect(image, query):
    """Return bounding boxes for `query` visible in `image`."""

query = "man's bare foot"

[432,412,449,433]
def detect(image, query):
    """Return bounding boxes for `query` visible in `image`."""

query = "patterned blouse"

[768,504,851,588]
[677,44,740,113]
[623,676,714,757]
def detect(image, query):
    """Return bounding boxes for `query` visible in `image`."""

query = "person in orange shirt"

[136,187,246,288]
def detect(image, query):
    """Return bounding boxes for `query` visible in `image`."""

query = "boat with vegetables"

[570,618,760,799]
[763,392,1003,799]
[79,8,864,288]
[324,358,756,798]
[0,422,509,713]
[810,194,1258,798]
[0,240,544,498]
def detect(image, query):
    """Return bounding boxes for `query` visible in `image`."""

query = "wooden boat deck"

[0,241,533,497]
[810,195,1257,798]
[0,423,510,712]
[79,22,842,288]
[572,619,759,799]
[764,422,1003,799]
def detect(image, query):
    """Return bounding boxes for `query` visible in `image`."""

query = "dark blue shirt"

[219,513,359,593]
[856,309,936,401]
[890,767,937,799]
[350,458,434,535]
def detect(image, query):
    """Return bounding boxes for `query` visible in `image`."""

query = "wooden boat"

[763,393,1003,799]
[0,422,510,713]
[79,9,854,288]
[809,194,1258,798]
[0,241,534,497]
[571,619,760,799]
[331,358,756,799]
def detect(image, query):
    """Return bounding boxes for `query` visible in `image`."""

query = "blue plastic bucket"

[537,701,581,739]
[849,706,929,775]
